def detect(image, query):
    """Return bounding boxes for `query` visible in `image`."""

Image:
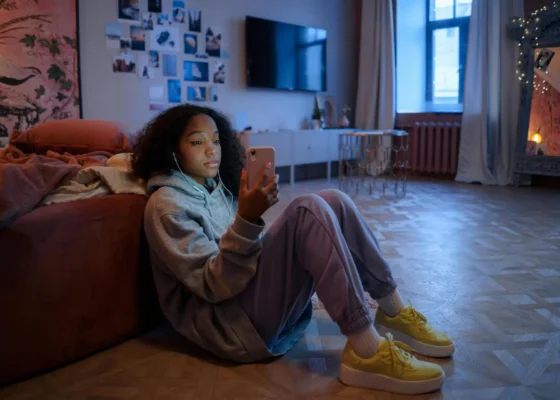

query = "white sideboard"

[237,129,354,184]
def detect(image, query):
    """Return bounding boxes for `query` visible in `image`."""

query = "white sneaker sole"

[339,364,445,395]
[376,324,455,358]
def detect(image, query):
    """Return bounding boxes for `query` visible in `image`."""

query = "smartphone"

[246,146,275,189]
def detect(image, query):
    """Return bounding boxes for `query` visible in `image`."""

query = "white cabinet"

[328,130,342,162]
[240,129,354,184]
[293,131,330,164]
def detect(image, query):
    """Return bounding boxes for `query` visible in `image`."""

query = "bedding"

[0,145,145,229]
[0,144,111,229]
[40,165,147,205]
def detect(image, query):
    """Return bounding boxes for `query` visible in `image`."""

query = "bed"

[0,119,163,386]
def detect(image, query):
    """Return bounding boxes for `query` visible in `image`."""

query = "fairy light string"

[514,2,557,88]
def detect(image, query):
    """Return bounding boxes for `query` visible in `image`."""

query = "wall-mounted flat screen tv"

[245,16,327,92]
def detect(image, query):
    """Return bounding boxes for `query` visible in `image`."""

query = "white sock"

[347,324,382,359]
[377,290,406,317]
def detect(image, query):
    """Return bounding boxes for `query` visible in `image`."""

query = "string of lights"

[513,1,557,93]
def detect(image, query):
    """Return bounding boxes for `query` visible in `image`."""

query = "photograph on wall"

[137,55,155,79]
[148,0,162,13]
[130,26,146,51]
[187,86,207,102]
[184,33,198,55]
[157,13,171,26]
[167,79,181,103]
[149,50,160,68]
[205,26,221,57]
[172,1,186,23]
[105,23,121,49]
[0,0,82,138]
[149,85,165,110]
[163,54,177,77]
[120,37,132,54]
[535,49,555,72]
[113,54,136,73]
[118,0,140,24]
[213,61,225,84]
[209,85,218,102]
[150,26,179,52]
[142,13,155,30]
[188,9,202,32]
[184,61,209,82]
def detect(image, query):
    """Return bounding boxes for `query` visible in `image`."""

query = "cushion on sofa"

[9,119,131,155]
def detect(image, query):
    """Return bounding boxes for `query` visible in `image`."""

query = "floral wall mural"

[0,0,81,138]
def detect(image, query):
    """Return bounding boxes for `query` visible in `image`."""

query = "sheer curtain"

[455,0,524,185]
[355,0,395,130]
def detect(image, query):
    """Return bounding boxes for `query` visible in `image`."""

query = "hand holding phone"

[245,146,275,189]
[237,147,279,223]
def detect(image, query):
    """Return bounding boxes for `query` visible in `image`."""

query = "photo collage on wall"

[109,0,226,109]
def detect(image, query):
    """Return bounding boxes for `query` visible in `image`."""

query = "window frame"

[425,0,470,110]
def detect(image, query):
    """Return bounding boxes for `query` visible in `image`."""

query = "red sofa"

[0,120,163,386]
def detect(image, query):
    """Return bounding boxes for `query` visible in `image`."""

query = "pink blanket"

[0,145,112,229]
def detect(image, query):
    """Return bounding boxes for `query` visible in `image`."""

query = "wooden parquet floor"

[2,179,560,400]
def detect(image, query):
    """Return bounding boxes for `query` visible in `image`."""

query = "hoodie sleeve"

[146,211,265,303]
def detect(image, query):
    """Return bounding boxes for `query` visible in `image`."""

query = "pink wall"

[528,75,560,156]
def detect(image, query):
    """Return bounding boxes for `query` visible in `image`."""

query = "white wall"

[396,0,426,113]
[79,0,359,133]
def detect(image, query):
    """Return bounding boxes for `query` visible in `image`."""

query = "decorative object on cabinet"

[311,98,323,130]
[339,105,352,128]
[315,95,338,128]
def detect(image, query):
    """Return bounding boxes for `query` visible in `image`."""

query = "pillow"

[9,119,131,155]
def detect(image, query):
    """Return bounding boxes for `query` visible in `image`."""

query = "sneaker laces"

[380,333,415,373]
[403,301,431,332]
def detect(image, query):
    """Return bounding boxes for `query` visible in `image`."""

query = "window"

[395,0,471,113]
[426,0,471,110]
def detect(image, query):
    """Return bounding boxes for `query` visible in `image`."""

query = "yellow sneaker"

[375,306,454,358]
[339,334,445,395]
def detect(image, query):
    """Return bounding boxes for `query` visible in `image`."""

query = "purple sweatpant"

[238,189,397,347]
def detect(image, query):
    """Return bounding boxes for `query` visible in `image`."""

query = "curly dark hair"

[131,104,245,198]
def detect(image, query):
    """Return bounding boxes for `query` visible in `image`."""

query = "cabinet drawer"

[247,132,292,167]
[293,132,330,165]
[329,131,342,161]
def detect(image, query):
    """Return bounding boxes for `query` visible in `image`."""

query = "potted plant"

[311,101,322,130]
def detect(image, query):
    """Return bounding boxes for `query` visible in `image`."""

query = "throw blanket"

[40,165,147,205]
[0,145,111,229]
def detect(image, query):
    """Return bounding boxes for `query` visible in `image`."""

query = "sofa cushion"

[10,119,131,155]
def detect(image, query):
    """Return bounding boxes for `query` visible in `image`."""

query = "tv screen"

[245,16,327,92]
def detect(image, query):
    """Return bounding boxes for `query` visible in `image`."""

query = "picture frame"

[0,0,83,138]
[315,95,338,128]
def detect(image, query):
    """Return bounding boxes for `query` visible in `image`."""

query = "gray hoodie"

[143,170,271,362]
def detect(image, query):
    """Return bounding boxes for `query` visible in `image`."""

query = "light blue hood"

[146,170,234,241]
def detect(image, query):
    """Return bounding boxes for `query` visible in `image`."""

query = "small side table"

[338,130,408,198]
